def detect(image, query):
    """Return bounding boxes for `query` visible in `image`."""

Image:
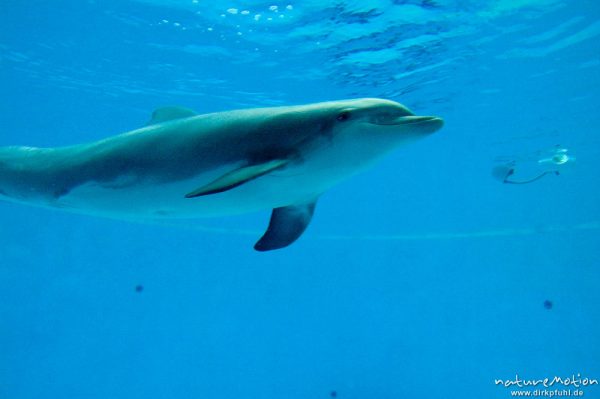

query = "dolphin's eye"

[336,112,351,122]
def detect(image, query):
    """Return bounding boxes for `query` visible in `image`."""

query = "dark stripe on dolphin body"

[0,110,319,200]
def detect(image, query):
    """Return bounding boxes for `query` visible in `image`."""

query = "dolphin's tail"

[0,146,64,203]
[0,157,8,199]
[0,146,33,201]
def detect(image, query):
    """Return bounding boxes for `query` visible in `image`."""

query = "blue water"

[1,1,599,398]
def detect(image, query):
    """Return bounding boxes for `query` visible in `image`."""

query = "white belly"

[58,165,325,219]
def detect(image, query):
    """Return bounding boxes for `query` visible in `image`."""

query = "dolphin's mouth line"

[370,116,443,126]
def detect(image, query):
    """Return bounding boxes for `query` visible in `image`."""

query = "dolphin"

[0,98,443,251]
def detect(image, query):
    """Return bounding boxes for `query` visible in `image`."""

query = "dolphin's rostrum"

[0,98,443,251]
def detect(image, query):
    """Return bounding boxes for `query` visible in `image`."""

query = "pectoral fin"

[185,159,289,198]
[254,201,317,252]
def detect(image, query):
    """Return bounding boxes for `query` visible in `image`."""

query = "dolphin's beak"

[395,115,443,131]
[376,115,444,134]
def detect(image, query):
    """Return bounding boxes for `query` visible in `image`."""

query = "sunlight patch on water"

[478,0,562,17]
[520,16,584,45]
[2,0,595,105]
[500,20,600,58]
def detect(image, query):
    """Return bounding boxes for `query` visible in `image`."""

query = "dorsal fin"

[147,106,197,125]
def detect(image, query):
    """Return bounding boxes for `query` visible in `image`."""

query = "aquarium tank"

[1,1,599,398]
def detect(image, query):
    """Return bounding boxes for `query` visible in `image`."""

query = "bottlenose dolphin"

[0,98,443,251]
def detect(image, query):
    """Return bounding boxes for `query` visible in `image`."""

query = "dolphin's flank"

[0,98,443,251]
